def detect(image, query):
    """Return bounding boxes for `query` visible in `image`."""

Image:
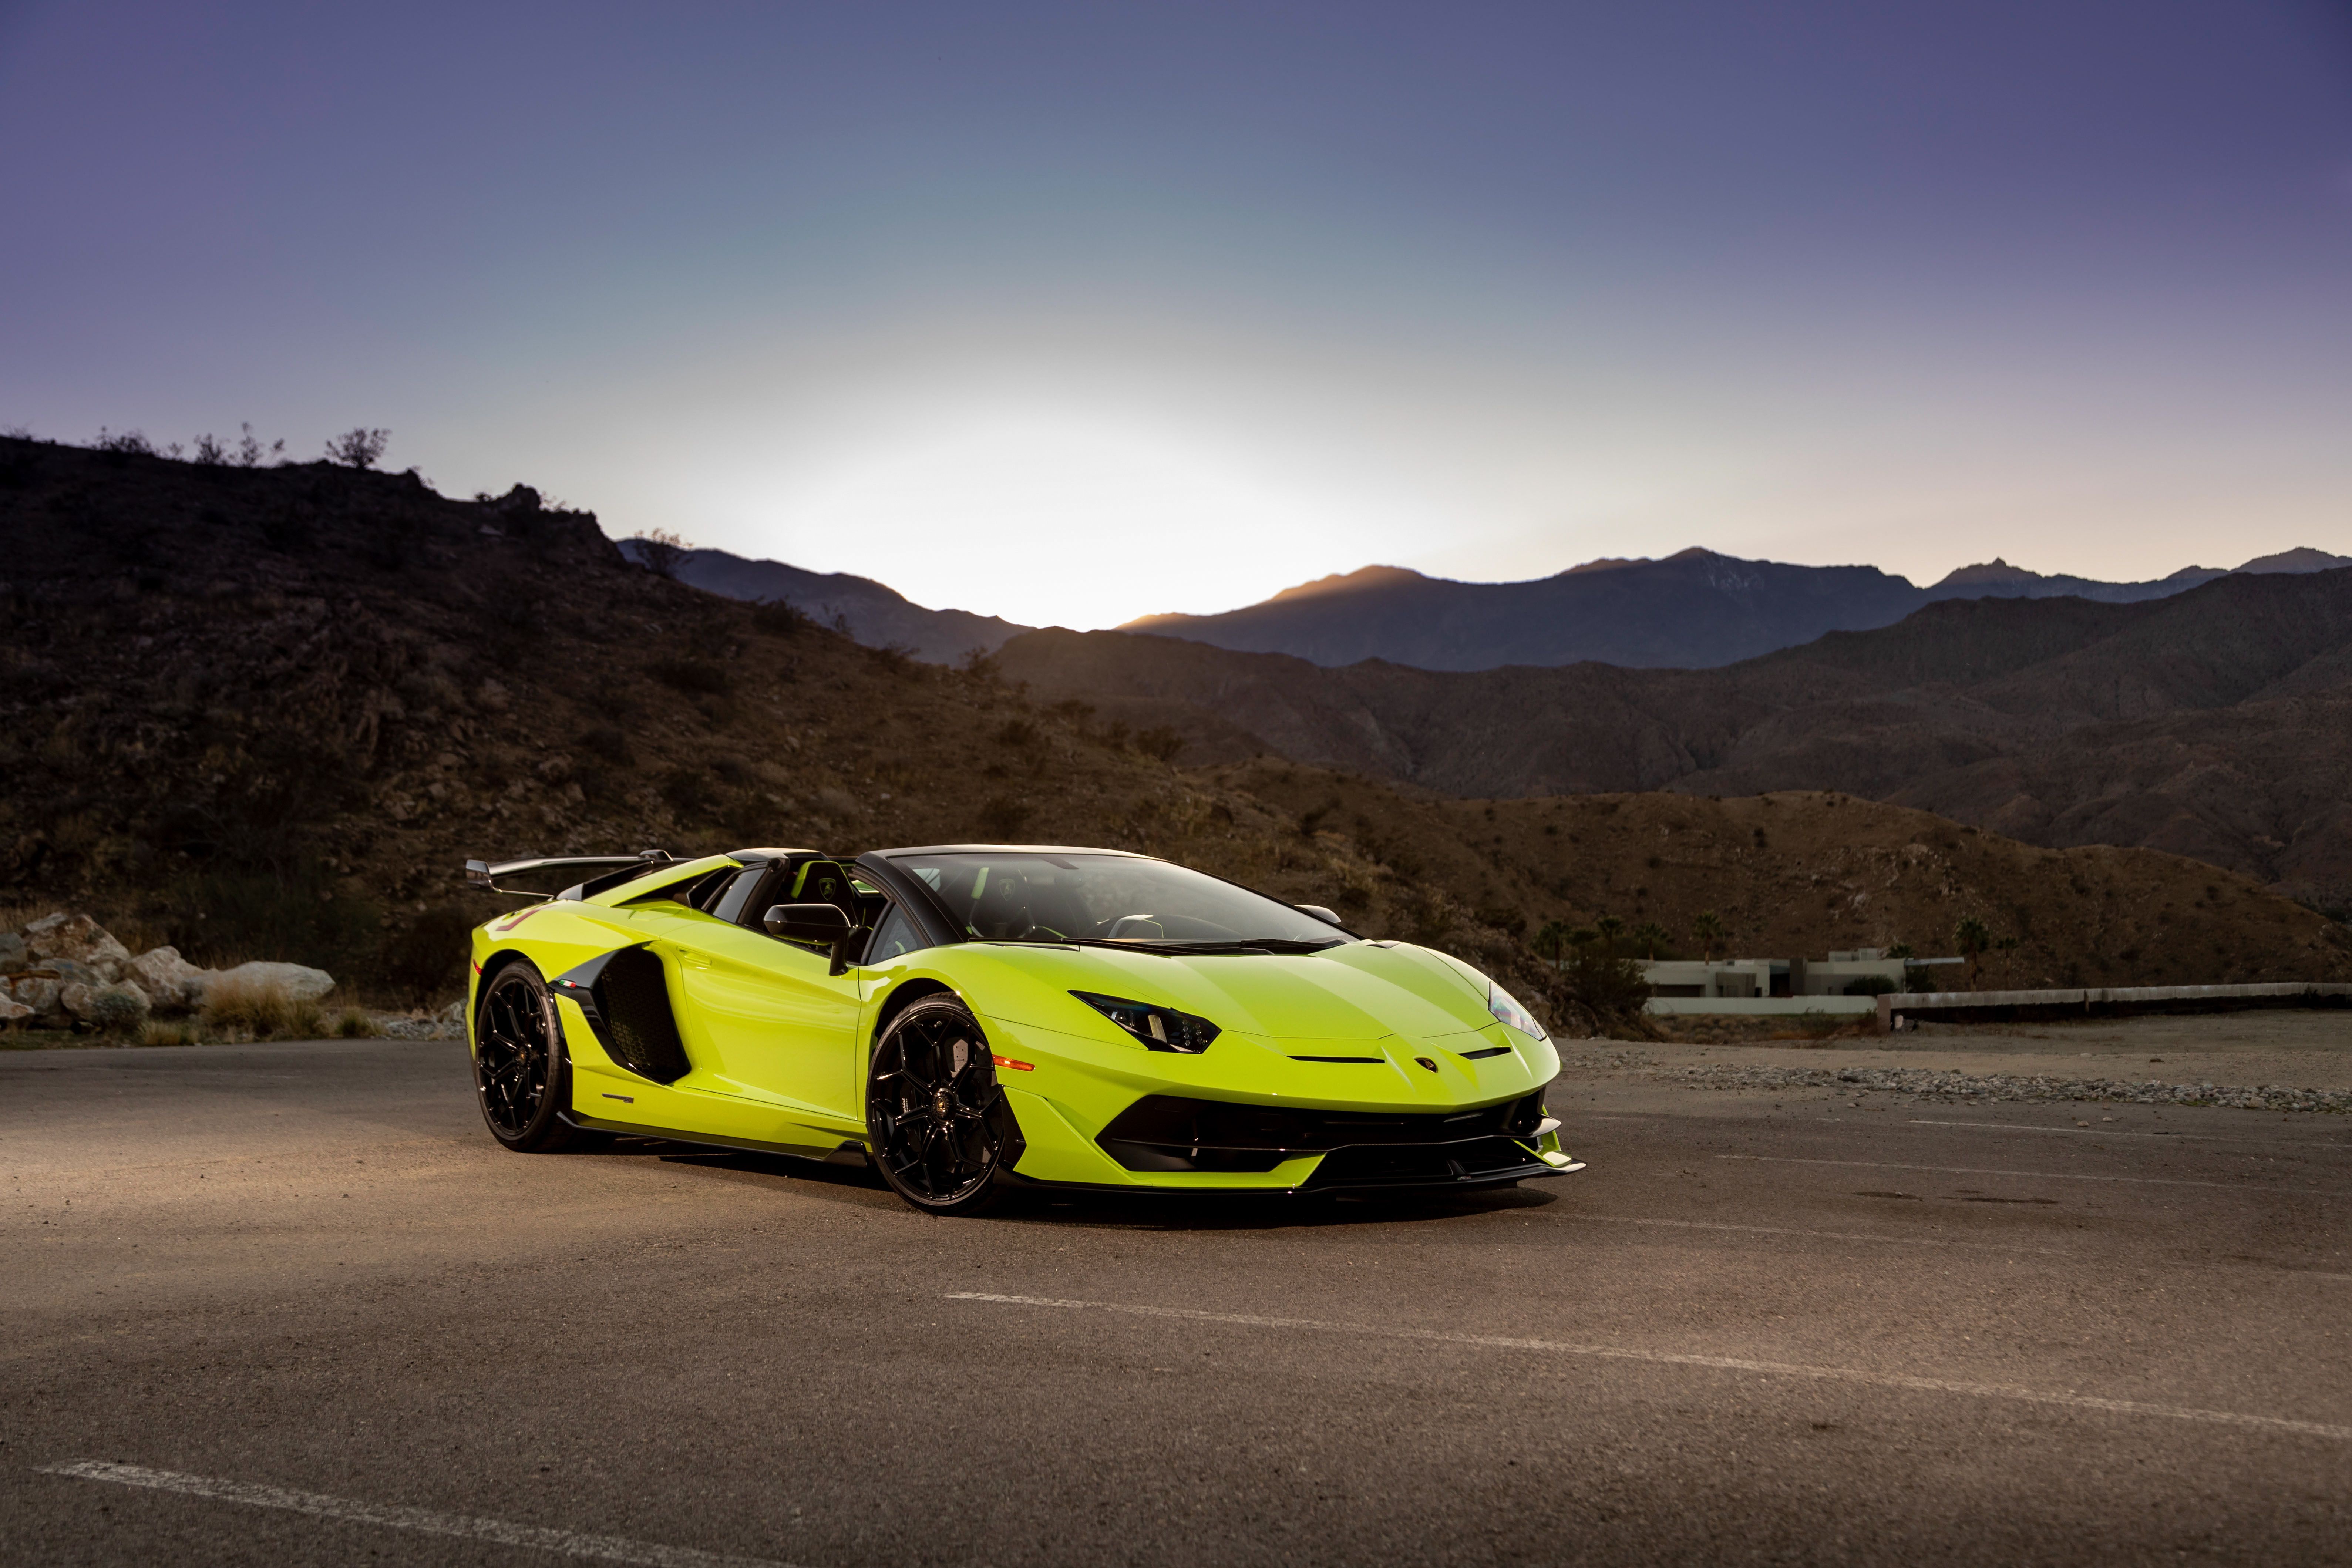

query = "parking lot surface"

[3,1036,2348,1565]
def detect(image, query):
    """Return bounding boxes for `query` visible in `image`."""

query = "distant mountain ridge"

[1116,546,2346,672]
[615,541,1031,665]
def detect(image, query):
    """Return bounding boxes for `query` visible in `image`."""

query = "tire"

[473,960,590,1153]
[867,994,1016,1215]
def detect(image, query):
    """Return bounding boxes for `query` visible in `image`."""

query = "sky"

[3,1,2348,629]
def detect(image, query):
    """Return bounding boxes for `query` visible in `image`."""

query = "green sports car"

[463,844,1582,1214]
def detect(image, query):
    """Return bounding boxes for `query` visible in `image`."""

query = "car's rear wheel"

[867,994,1014,1215]
[474,961,589,1152]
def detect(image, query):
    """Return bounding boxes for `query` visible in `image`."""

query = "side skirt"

[558,1110,871,1168]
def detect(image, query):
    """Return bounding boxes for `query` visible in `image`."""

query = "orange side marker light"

[990,1054,1034,1072]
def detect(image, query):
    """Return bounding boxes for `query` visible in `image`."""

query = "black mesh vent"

[599,946,690,1083]
[1097,1091,1546,1175]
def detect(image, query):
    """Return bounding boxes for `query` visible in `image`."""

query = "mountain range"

[1117,547,2348,671]
[993,567,2352,908]
[648,537,2347,674]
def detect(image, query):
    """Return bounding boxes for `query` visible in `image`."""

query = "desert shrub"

[382,905,477,1006]
[201,978,321,1040]
[662,768,714,816]
[93,427,157,455]
[324,427,390,468]
[958,645,999,680]
[978,795,1032,839]
[1559,939,1651,1019]
[333,1006,380,1038]
[996,719,1038,747]
[1133,727,1184,763]
[631,528,690,578]
[1843,975,1899,996]
[867,642,916,674]
[191,433,229,465]
[140,1019,200,1047]
[648,657,730,696]
[753,599,810,637]
[1474,904,1527,937]
[90,983,151,1034]
[581,724,634,764]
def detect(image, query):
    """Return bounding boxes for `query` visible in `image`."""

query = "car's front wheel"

[473,960,591,1152]
[867,994,1015,1215]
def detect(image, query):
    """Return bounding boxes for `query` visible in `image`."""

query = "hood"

[963,939,1495,1045]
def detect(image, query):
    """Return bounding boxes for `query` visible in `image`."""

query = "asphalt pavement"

[3,1036,2349,1566]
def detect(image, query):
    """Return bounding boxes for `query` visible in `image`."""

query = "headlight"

[1071,990,1221,1054]
[1487,981,1547,1042]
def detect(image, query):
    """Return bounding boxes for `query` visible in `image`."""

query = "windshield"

[891,852,1349,948]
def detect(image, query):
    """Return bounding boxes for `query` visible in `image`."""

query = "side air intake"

[551,946,691,1084]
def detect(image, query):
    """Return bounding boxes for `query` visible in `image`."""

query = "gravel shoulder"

[1562,1009,2352,1112]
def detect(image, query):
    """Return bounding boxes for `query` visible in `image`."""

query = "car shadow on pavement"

[570,1137,1561,1229]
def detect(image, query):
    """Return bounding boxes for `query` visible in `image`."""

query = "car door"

[666,899,866,1131]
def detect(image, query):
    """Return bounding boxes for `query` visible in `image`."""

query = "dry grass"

[139,1019,201,1047]
[332,1006,380,1038]
[199,978,323,1041]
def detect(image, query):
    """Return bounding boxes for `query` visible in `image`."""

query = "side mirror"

[765,902,854,976]
[764,903,851,943]
[1296,905,1343,926]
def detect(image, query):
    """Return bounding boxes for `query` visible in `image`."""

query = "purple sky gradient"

[3,1,2347,626]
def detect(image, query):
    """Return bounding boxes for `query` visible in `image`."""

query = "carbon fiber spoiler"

[464,851,673,900]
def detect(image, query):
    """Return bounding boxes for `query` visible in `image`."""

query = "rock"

[40,958,101,990]
[7,976,62,1017]
[0,993,30,1024]
[21,913,132,969]
[198,960,336,1006]
[60,982,95,1021]
[88,980,152,1032]
[0,932,25,975]
[128,946,211,1012]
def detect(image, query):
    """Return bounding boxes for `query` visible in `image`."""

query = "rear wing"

[464,851,673,901]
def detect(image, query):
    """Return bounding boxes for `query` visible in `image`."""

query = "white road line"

[37,1461,794,1568]
[948,1294,2352,1443]
[1569,1212,2070,1256]
[1717,1154,2349,1197]
[1905,1119,2352,1148]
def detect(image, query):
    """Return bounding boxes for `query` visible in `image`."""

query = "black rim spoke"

[871,1007,1002,1204]
[476,974,555,1136]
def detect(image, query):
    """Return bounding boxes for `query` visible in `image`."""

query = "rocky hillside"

[1208,761,2352,993]
[996,568,2352,909]
[4,435,2340,1017]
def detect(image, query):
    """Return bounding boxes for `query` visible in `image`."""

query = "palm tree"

[1691,910,1723,961]
[1594,914,1625,952]
[1954,916,1992,989]
[1533,919,1572,967]
[1630,922,1671,960]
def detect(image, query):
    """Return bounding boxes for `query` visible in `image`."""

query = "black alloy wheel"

[867,994,1016,1215]
[473,962,588,1152]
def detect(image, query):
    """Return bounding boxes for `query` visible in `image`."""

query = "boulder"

[7,976,61,1018]
[21,913,132,969]
[128,946,211,1012]
[60,982,95,1021]
[0,932,25,975]
[198,960,336,1006]
[0,993,30,1024]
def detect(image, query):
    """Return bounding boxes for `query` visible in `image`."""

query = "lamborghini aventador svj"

[462,844,1582,1214]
